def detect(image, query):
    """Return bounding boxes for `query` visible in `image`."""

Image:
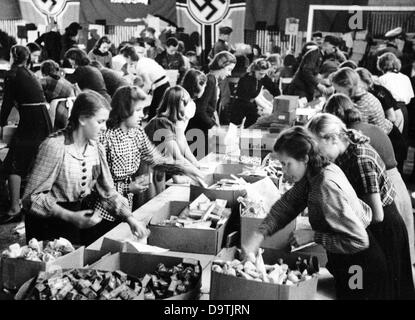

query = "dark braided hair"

[273,126,330,177]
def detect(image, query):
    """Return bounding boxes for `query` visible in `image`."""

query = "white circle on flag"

[32,0,67,17]
[187,0,230,25]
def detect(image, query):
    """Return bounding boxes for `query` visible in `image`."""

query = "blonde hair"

[330,67,360,98]
[306,113,348,141]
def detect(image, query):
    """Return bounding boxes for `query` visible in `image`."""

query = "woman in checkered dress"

[308,113,415,299]
[22,90,149,246]
[243,126,390,300]
[100,85,203,208]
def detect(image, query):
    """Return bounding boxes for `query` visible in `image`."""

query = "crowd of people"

[0,21,414,300]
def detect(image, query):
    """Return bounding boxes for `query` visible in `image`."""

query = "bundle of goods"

[155,194,230,230]
[208,175,250,190]
[237,196,267,218]
[19,269,143,300]
[212,249,319,285]
[140,260,201,299]
[2,238,75,263]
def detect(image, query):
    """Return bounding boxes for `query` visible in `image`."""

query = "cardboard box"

[190,174,264,208]
[275,110,296,124]
[148,201,228,255]
[90,252,202,300]
[273,95,299,113]
[241,216,296,250]
[0,246,102,291]
[210,247,318,300]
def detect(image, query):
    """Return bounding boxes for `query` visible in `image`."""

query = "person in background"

[90,60,128,97]
[145,86,202,193]
[265,53,283,91]
[356,67,401,132]
[155,37,186,83]
[112,41,129,72]
[86,29,100,54]
[0,29,17,63]
[64,48,111,102]
[308,114,415,299]
[243,126,390,300]
[35,21,61,64]
[186,51,236,158]
[377,52,414,143]
[40,59,75,103]
[252,44,265,61]
[22,90,149,245]
[88,36,113,69]
[26,42,42,74]
[100,85,203,209]
[339,60,358,69]
[279,54,297,94]
[330,67,406,173]
[324,93,415,266]
[185,51,201,70]
[60,22,82,62]
[232,43,251,78]
[288,36,340,101]
[312,31,324,47]
[209,26,234,61]
[121,43,169,120]
[144,37,158,60]
[229,59,275,128]
[0,45,52,224]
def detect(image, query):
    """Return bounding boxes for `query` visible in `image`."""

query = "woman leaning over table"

[22,90,149,246]
[307,114,415,299]
[243,126,390,300]
[99,85,203,208]
[324,94,415,266]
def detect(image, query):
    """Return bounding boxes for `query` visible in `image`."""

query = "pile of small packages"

[157,194,230,230]
[1,238,75,263]
[141,260,201,299]
[21,269,143,300]
[237,196,267,218]
[208,175,250,190]
[212,249,318,286]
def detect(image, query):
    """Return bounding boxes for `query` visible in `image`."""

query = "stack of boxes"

[269,96,299,133]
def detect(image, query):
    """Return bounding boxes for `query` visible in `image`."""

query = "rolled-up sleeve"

[258,178,308,237]
[22,138,64,217]
[314,180,369,254]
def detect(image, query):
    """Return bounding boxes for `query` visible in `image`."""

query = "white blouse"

[378,72,414,105]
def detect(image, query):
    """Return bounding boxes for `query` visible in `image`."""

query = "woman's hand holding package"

[126,216,150,239]
[289,229,315,247]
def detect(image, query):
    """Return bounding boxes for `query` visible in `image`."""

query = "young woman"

[330,67,406,173]
[356,67,402,132]
[229,58,274,128]
[145,86,201,191]
[88,36,113,69]
[22,90,148,246]
[377,52,414,141]
[100,85,202,207]
[26,42,42,74]
[0,45,52,224]
[64,48,111,102]
[40,59,75,103]
[243,126,390,300]
[186,51,236,158]
[324,94,415,265]
[307,114,415,299]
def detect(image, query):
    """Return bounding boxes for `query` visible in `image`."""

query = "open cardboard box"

[90,251,202,300]
[0,246,103,291]
[210,247,319,300]
[147,201,228,255]
[214,163,279,187]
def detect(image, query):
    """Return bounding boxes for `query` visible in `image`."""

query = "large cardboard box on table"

[273,95,299,113]
[90,251,202,300]
[0,246,102,291]
[210,247,319,300]
[148,201,228,255]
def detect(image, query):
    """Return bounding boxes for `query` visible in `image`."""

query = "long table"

[88,154,336,300]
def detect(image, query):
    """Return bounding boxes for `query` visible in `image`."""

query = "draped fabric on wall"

[245,0,369,32]
[79,0,177,26]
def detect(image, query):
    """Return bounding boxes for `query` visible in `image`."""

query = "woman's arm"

[384,107,396,123]
[0,74,16,127]
[22,137,64,217]
[361,193,384,223]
